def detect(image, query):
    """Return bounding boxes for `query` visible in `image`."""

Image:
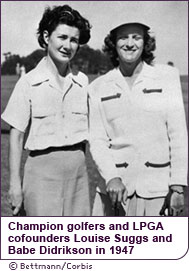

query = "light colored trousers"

[23,149,91,216]
[92,192,165,216]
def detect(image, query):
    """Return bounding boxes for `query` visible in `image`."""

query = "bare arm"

[8,127,25,215]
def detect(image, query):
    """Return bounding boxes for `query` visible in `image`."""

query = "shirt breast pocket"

[69,90,88,116]
[71,103,88,116]
[32,107,56,136]
[137,90,166,112]
[101,93,124,121]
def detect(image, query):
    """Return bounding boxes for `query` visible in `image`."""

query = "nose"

[126,36,134,48]
[63,39,71,49]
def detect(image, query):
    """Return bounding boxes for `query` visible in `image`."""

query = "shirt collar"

[104,62,158,89]
[29,57,82,88]
[138,62,158,79]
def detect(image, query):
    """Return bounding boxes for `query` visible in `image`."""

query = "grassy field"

[1,74,188,216]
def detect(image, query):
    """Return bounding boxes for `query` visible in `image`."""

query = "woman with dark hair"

[2,5,91,216]
[103,22,155,67]
[88,22,187,216]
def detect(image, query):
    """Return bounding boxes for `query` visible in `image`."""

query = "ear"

[43,30,49,45]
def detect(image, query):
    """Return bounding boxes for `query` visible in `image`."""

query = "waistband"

[29,142,86,157]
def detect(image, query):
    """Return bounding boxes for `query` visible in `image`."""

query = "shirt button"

[65,135,68,139]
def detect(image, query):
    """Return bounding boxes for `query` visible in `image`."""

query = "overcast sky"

[1,1,188,74]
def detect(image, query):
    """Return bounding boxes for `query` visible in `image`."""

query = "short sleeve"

[1,76,31,132]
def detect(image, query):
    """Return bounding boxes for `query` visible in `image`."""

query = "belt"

[29,142,86,157]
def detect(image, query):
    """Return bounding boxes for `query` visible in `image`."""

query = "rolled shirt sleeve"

[1,76,31,132]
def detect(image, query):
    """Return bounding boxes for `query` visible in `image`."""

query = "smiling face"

[44,24,80,67]
[115,24,144,65]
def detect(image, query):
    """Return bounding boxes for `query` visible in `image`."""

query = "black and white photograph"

[1,1,189,270]
[1,1,188,218]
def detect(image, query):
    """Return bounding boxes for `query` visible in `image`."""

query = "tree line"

[1,46,113,75]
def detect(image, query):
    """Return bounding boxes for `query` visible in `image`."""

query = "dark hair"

[37,5,91,49]
[103,27,156,67]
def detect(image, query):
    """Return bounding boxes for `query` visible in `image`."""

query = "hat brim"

[110,22,150,34]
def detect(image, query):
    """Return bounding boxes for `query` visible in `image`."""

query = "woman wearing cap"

[88,22,187,216]
[2,5,91,216]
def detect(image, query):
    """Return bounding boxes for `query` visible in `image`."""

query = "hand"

[106,177,128,208]
[159,188,184,216]
[8,177,23,216]
[170,192,184,216]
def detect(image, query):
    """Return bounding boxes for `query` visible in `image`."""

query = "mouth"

[122,50,138,56]
[60,51,71,57]
[123,49,136,53]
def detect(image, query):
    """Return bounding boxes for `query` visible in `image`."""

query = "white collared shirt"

[2,57,89,150]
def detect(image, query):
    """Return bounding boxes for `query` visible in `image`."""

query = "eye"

[120,36,127,40]
[133,35,143,40]
[71,37,79,44]
[59,35,68,40]
[117,35,128,41]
